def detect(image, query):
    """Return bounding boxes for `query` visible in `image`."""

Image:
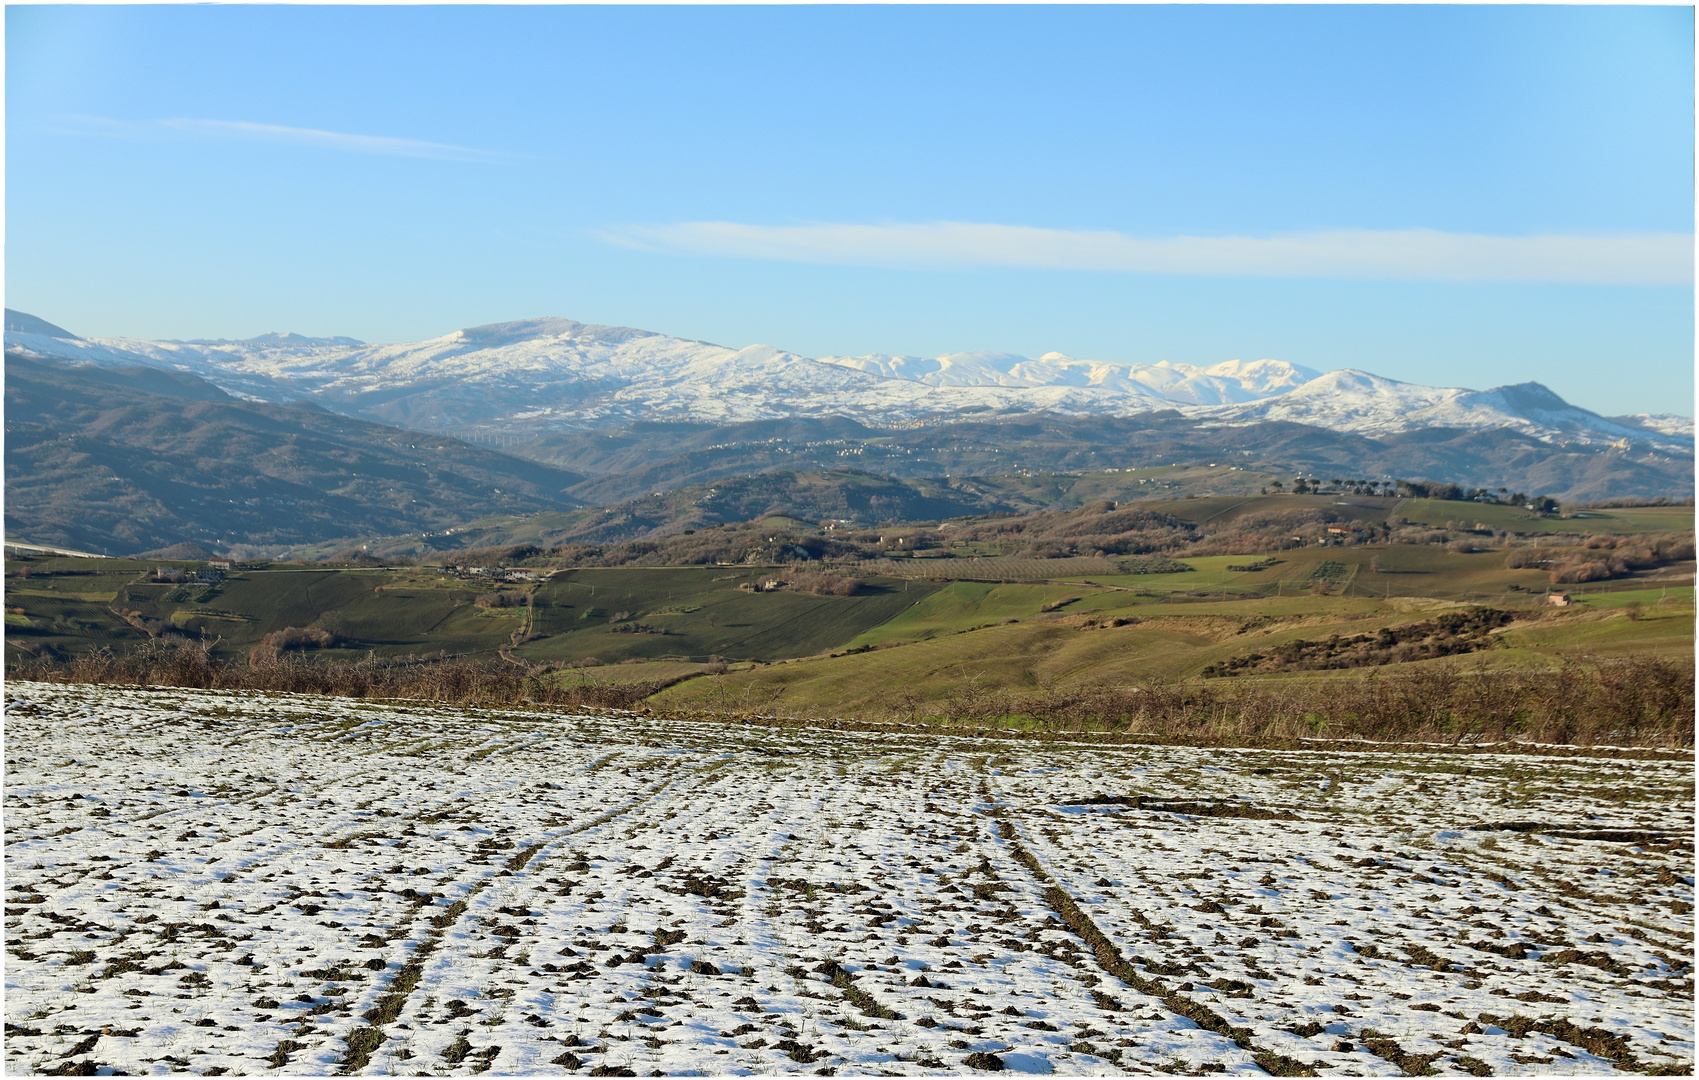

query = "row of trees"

[1263,477,1559,510]
[1507,533,1696,584]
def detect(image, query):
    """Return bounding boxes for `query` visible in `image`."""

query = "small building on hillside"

[1547,593,1572,607]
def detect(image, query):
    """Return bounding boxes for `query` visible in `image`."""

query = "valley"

[7,491,1693,747]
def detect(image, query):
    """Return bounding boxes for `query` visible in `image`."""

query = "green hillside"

[514,567,937,664]
[8,490,1692,726]
[1394,498,1694,534]
[3,557,943,667]
[4,353,585,555]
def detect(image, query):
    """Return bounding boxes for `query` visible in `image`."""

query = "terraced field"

[5,683,1693,1076]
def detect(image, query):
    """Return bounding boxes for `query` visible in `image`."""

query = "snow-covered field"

[6,682,1693,1076]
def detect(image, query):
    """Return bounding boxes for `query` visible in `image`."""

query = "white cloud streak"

[56,114,504,162]
[157,118,506,162]
[608,220,1693,286]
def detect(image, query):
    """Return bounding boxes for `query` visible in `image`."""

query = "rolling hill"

[4,309,1691,555]
[4,352,586,555]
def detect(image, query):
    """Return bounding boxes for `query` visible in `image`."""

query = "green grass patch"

[516,566,940,664]
[1395,499,1694,535]
[1563,586,1694,609]
[843,581,1096,647]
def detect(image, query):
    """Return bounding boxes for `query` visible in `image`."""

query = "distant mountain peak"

[242,331,366,347]
[455,316,587,345]
[4,309,79,340]
[452,317,660,349]
[178,330,367,347]
[1483,381,1579,413]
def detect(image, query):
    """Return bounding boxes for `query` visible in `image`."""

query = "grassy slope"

[6,560,945,666]
[650,589,1696,718]
[648,540,1695,716]
[1394,499,1694,534]
[4,560,516,661]
[8,491,1692,699]
[514,567,939,664]
[1138,492,1399,526]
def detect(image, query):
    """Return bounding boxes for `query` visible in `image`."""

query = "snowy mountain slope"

[5,312,1689,454]
[1188,369,1692,451]
[4,317,1172,430]
[822,351,1316,405]
[3,326,349,403]
[1615,413,1696,439]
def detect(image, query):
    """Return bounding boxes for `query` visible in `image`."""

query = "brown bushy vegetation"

[783,570,863,596]
[1187,509,1385,557]
[248,625,340,665]
[10,642,667,710]
[1571,496,1695,510]
[109,607,176,639]
[331,492,1695,576]
[1202,608,1515,676]
[909,656,1694,748]
[944,502,1190,558]
[9,642,1691,747]
[450,545,544,567]
[1505,533,1695,584]
[539,527,881,569]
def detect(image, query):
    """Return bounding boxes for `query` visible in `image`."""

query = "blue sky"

[6,4,1694,416]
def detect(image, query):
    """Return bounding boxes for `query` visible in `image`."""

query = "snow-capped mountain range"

[5,311,1691,452]
[823,351,1316,406]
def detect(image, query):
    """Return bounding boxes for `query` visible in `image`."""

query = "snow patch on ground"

[5,683,1692,1076]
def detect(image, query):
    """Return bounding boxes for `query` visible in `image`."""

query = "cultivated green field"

[1140,492,1398,526]
[652,587,1696,719]
[3,560,945,667]
[1394,499,1694,534]
[7,492,1693,720]
[514,566,937,664]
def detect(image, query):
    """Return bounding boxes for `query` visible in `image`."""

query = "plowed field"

[5,683,1692,1075]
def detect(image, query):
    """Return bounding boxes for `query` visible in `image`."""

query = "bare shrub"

[249,625,340,665]
[1549,558,1618,584]
[12,644,677,711]
[863,657,1693,748]
[787,570,864,596]
[1505,547,1562,569]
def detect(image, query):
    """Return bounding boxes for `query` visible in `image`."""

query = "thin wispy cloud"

[54,114,505,162]
[159,119,505,162]
[608,221,1693,286]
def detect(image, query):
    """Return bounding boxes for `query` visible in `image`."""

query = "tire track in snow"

[336,769,686,1072]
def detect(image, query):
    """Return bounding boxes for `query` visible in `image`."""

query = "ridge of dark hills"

[4,351,587,554]
[4,342,1692,557]
[542,412,1690,511]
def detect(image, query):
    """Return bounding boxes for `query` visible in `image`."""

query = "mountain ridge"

[8,311,1687,454]
[3,351,587,555]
